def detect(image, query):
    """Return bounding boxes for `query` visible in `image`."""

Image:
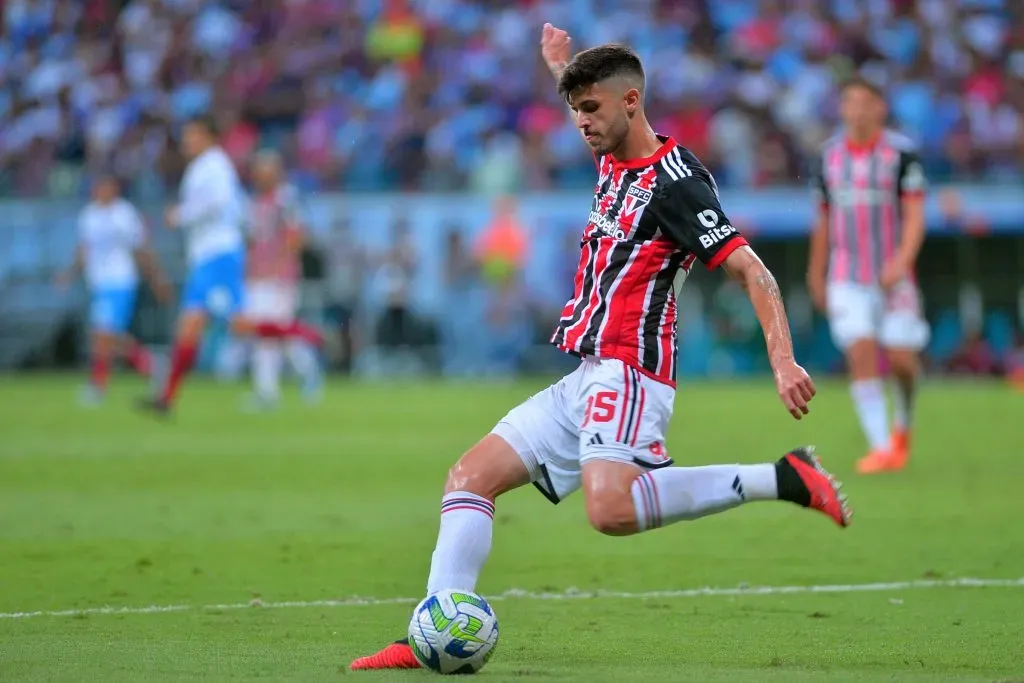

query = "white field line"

[2,577,1022,621]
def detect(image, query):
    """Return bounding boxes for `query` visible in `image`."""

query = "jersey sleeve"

[124,204,146,249]
[897,150,926,198]
[809,154,830,209]
[654,175,748,271]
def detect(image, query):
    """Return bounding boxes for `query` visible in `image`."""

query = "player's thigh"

[90,288,132,334]
[880,282,930,353]
[826,281,881,352]
[577,361,675,522]
[490,374,584,504]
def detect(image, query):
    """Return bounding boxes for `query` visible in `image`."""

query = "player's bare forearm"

[722,245,795,366]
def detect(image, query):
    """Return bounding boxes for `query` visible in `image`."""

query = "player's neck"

[846,128,881,151]
[611,120,662,163]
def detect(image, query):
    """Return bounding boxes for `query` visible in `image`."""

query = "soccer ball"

[407,589,499,674]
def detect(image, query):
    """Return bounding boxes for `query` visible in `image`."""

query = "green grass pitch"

[0,374,1022,682]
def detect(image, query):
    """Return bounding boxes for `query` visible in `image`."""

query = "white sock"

[253,341,283,401]
[850,379,890,450]
[218,338,249,380]
[426,492,494,594]
[630,465,777,531]
[891,377,916,432]
[286,339,317,383]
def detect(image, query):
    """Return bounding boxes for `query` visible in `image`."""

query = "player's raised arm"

[541,22,595,149]
[652,170,815,420]
[806,157,830,311]
[541,23,571,89]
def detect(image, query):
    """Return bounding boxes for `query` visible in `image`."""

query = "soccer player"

[56,174,169,404]
[806,76,929,474]
[350,27,850,671]
[243,150,322,407]
[138,117,320,415]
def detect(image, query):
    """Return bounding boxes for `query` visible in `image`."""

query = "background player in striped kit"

[349,27,851,672]
[138,117,321,416]
[242,151,322,408]
[807,77,929,474]
[56,174,169,405]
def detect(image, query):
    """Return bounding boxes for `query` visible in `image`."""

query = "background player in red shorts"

[242,151,322,408]
[350,25,851,671]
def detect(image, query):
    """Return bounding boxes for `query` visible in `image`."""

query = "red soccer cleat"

[350,639,422,671]
[779,446,852,528]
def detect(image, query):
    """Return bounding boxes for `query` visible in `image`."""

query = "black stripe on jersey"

[553,242,598,347]
[621,368,641,444]
[640,252,683,375]
[581,242,638,347]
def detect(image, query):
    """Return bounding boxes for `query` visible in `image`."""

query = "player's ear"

[623,88,641,114]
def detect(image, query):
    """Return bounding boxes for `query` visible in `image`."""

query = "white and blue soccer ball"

[407,589,499,674]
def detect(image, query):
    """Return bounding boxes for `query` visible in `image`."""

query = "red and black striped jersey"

[551,136,747,387]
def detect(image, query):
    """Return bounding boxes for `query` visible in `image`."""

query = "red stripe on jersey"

[705,236,748,270]
[853,155,872,284]
[563,240,614,351]
[592,243,641,356]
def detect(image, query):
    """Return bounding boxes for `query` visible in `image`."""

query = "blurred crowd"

[2,0,1023,198]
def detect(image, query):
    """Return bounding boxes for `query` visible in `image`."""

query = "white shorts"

[491,357,675,504]
[245,281,298,325]
[826,280,930,352]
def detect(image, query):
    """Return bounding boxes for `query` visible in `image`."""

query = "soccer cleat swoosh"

[784,446,852,528]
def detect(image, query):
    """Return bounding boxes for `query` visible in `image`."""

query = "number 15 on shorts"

[581,391,618,428]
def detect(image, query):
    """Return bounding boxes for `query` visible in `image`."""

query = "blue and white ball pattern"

[408,589,499,674]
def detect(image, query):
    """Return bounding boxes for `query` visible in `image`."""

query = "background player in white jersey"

[242,151,322,408]
[56,174,169,404]
[139,116,323,415]
[807,77,929,474]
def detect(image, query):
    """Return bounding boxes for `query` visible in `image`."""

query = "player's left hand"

[879,257,908,290]
[773,358,816,420]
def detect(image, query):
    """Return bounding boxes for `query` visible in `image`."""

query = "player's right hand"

[541,23,571,74]
[773,359,816,420]
[806,275,827,312]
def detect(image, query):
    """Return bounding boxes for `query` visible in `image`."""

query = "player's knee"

[887,351,919,379]
[846,339,880,379]
[585,493,638,537]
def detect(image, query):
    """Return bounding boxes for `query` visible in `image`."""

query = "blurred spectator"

[324,217,364,375]
[0,0,1021,198]
[374,216,418,353]
[945,329,1002,375]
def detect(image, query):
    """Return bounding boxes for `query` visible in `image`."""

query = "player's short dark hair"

[557,44,645,103]
[839,74,885,100]
[185,114,219,137]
